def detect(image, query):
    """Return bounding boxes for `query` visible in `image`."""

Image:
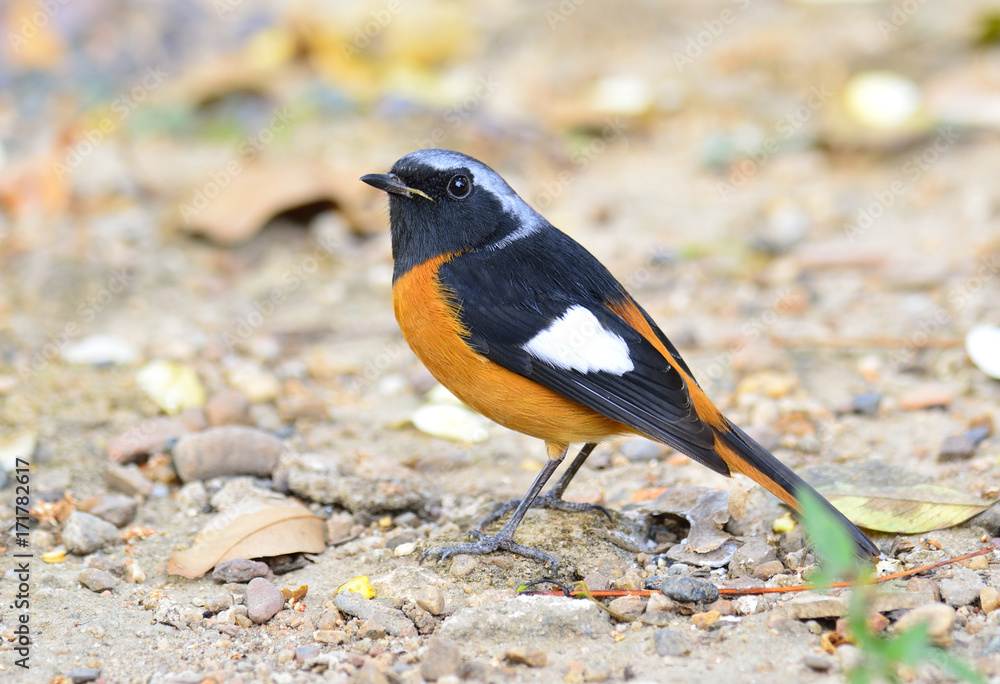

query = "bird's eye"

[447,174,472,199]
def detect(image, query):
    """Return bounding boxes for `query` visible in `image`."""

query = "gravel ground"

[2,1,1000,682]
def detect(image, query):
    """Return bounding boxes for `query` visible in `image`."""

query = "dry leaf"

[627,486,737,567]
[168,499,324,579]
[819,484,991,534]
[337,575,375,598]
[136,360,206,415]
[173,160,374,245]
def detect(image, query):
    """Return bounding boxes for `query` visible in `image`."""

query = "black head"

[361,149,547,279]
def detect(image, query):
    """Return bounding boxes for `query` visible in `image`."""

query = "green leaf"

[818,484,990,534]
[800,488,858,584]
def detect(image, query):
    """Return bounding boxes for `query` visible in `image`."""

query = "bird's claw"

[420,534,559,570]
[473,492,613,533]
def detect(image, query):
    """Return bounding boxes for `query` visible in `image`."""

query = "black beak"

[360,173,434,202]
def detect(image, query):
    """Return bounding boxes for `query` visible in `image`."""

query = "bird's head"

[361,149,546,279]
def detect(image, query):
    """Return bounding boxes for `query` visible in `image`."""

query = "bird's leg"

[472,442,611,533]
[421,443,568,568]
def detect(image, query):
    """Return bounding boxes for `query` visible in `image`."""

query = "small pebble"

[618,439,665,462]
[645,575,719,603]
[172,427,283,482]
[449,554,477,577]
[653,628,690,657]
[313,629,348,644]
[356,662,390,684]
[103,463,153,497]
[86,494,138,528]
[325,512,357,545]
[416,586,446,616]
[939,567,986,607]
[966,324,1000,380]
[179,407,207,431]
[736,371,798,399]
[357,618,388,639]
[212,559,270,584]
[804,654,832,672]
[62,334,139,366]
[729,537,778,578]
[204,389,252,427]
[334,590,417,637]
[966,554,989,570]
[226,361,281,403]
[837,644,863,671]
[504,646,547,667]
[62,512,120,556]
[691,610,720,630]
[412,403,489,443]
[894,603,956,646]
[646,592,675,613]
[981,587,1000,615]
[106,418,189,464]
[294,645,319,666]
[938,427,990,462]
[67,668,103,684]
[733,595,760,615]
[79,568,119,593]
[246,577,285,623]
[607,595,647,619]
[420,637,463,680]
[393,541,417,557]
[753,560,786,580]
[850,393,882,416]
[898,384,952,411]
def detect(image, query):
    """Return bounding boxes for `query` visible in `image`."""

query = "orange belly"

[393,254,628,446]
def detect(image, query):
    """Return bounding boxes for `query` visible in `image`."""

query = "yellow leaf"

[137,360,206,415]
[42,549,67,564]
[820,484,990,534]
[337,575,375,599]
[772,511,797,533]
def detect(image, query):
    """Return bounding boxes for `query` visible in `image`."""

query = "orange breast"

[393,254,627,446]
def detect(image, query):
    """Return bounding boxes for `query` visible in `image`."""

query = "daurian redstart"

[362,149,879,567]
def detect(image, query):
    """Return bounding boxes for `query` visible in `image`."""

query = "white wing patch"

[522,306,634,375]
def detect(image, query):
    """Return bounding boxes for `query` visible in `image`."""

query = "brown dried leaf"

[173,160,377,245]
[167,499,324,579]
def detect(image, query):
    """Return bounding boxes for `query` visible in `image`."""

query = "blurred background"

[1,0,999,493]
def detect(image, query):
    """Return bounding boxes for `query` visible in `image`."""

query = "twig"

[518,543,996,599]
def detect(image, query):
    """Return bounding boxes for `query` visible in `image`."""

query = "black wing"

[438,229,729,475]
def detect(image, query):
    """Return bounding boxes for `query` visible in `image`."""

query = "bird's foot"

[420,533,559,569]
[473,491,613,532]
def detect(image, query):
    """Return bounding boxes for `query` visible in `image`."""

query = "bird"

[361,148,879,567]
